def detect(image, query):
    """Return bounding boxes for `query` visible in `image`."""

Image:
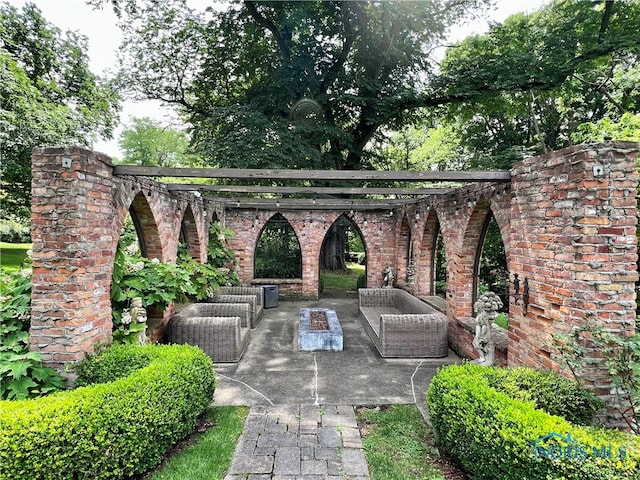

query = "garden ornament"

[472,291,503,366]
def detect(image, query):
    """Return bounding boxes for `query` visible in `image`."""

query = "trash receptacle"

[263,285,278,309]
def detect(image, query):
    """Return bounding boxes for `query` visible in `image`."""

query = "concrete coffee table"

[298,307,343,351]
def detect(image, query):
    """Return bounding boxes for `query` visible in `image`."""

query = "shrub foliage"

[0,344,216,480]
[427,364,640,480]
[0,267,65,400]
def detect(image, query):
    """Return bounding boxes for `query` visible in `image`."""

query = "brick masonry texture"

[29,143,639,426]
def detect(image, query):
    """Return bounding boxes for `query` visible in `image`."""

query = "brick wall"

[507,143,639,427]
[30,148,211,375]
[30,143,639,426]
[224,209,398,297]
[30,147,116,374]
[508,143,638,384]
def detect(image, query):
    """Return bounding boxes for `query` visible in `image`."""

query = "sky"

[7,0,549,159]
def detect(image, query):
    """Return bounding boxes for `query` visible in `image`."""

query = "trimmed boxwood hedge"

[427,364,640,480]
[0,344,216,480]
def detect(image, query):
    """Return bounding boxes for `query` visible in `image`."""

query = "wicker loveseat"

[167,303,251,362]
[358,288,449,358]
[209,292,262,328]
[218,286,264,319]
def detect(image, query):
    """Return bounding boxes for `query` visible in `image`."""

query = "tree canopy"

[91,0,639,173]
[0,2,120,216]
[91,0,494,170]
[117,116,202,167]
[371,0,640,172]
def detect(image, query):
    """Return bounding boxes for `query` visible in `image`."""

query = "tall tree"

[0,2,120,217]
[91,0,639,173]
[90,0,493,170]
[431,0,640,168]
[117,116,201,167]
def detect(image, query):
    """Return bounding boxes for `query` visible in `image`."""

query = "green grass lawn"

[0,242,32,274]
[321,262,365,292]
[357,404,447,480]
[147,406,249,480]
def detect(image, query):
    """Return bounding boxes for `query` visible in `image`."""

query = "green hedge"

[427,364,640,480]
[479,365,604,426]
[0,344,216,480]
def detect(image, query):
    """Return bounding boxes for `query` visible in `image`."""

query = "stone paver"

[224,404,370,480]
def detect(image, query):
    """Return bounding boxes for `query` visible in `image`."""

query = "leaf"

[8,359,30,379]
[6,376,38,400]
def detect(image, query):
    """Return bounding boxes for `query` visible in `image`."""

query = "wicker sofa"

[167,302,251,362]
[358,288,449,358]
[209,292,262,328]
[218,286,264,318]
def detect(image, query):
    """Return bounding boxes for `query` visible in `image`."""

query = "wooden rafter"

[166,183,454,196]
[113,166,511,183]
[217,196,416,210]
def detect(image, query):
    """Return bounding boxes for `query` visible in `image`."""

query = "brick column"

[509,142,638,425]
[30,147,116,375]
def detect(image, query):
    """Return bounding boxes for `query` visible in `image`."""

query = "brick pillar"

[30,147,116,375]
[509,142,638,426]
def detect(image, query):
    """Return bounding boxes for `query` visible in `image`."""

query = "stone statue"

[382,263,395,288]
[130,297,148,345]
[472,291,503,366]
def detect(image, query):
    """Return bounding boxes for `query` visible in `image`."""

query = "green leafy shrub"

[0,218,30,243]
[553,322,640,434]
[111,223,238,343]
[480,366,603,426]
[73,345,151,387]
[357,272,366,289]
[0,269,65,400]
[0,344,216,480]
[427,364,640,480]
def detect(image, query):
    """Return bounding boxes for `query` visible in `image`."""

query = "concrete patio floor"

[212,297,461,418]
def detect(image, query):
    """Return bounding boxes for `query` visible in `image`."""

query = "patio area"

[212,297,460,416]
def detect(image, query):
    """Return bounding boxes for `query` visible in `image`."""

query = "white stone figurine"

[472,291,503,366]
[382,263,395,288]
[130,297,148,345]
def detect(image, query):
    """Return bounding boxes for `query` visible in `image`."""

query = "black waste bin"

[263,285,279,309]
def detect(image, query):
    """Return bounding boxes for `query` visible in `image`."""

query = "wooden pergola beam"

[166,183,454,196]
[113,165,511,183]
[215,197,416,210]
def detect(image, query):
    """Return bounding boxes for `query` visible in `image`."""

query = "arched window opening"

[475,213,509,325]
[112,209,151,345]
[254,213,302,278]
[397,215,411,285]
[319,214,366,297]
[433,230,446,297]
[178,206,199,260]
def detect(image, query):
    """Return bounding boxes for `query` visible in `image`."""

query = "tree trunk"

[321,224,347,271]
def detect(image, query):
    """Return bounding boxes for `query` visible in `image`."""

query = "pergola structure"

[29,143,639,428]
[113,165,511,210]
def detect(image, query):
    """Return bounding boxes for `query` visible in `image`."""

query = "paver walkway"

[224,404,369,480]
[216,298,459,479]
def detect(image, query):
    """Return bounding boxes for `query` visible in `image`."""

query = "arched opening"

[178,205,200,260]
[415,209,442,299]
[129,191,163,260]
[319,213,367,297]
[396,214,411,286]
[112,191,162,344]
[475,212,509,325]
[434,230,447,298]
[254,213,302,279]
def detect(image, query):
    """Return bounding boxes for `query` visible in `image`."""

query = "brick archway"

[29,144,640,426]
[415,208,441,299]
